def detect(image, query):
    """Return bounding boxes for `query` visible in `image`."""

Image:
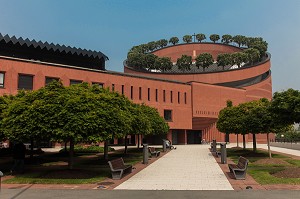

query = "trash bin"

[220,143,227,164]
[162,139,167,152]
[143,144,148,164]
[0,171,3,191]
[212,139,217,152]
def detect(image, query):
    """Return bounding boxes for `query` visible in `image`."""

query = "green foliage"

[221,34,232,44]
[147,41,157,51]
[158,39,168,48]
[60,145,115,153]
[209,34,220,43]
[154,57,173,71]
[127,53,145,69]
[232,35,247,47]
[144,54,158,70]
[248,41,268,59]
[177,55,192,71]
[231,52,248,67]
[169,37,179,45]
[217,53,232,70]
[244,48,260,64]
[271,89,300,125]
[196,33,206,42]
[195,53,214,71]
[183,35,192,43]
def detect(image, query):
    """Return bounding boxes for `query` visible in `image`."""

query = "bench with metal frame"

[148,147,160,157]
[108,158,132,180]
[228,156,249,180]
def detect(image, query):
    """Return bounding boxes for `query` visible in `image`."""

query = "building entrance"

[187,130,202,144]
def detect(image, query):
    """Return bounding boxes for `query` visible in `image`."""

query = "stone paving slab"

[115,145,233,190]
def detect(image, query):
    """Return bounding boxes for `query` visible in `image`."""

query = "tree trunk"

[64,141,67,152]
[236,134,239,147]
[253,133,257,152]
[243,134,246,149]
[30,138,34,160]
[124,135,128,154]
[267,133,272,158]
[104,140,109,161]
[68,138,74,170]
[137,134,140,149]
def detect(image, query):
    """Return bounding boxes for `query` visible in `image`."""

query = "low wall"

[270,142,300,150]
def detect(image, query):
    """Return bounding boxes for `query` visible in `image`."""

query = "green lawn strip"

[3,171,108,184]
[3,147,144,184]
[226,148,300,185]
[248,168,300,185]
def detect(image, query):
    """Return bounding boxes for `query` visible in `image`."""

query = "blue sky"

[1,0,300,92]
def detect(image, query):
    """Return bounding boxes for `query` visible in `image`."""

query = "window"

[131,86,133,99]
[45,77,59,85]
[184,92,187,104]
[112,84,115,91]
[164,110,172,121]
[121,85,124,94]
[18,74,34,90]
[92,82,104,88]
[0,72,4,88]
[163,90,166,102]
[155,89,158,102]
[139,87,142,100]
[70,79,82,85]
[178,92,180,104]
[148,88,151,101]
[170,91,173,103]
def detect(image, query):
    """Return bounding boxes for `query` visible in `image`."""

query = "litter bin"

[212,139,217,152]
[0,171,3,191]
[220,143,227,164]
[143,144,148,164]
[162,139,167,152]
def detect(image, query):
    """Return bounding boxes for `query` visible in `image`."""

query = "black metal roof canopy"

[0,33,109,70]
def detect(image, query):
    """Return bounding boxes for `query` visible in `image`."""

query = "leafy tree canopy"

[177,55,192,71]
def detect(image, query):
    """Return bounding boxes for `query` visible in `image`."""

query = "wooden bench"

[228,156,249,180]
[108,158,132,180]
[148,147,160,157]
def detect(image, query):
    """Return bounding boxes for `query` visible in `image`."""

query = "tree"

[144,54,158,71]
[169,37,179,45]
[244,48,260,65]
[158,39,168,48]
[221,34,232,44]
[195,53,214,71]
[217,53,232,70]
[231,52,248,68]
[248,41,268,59]
[196,34,206,42]
[232,35,246,47]
[183,35,192,43]
[271,89,300,125]
[127,53,145,69]
[177,55,192,71]
[0,95,14,141]
[209,34,220,43]
[154,57,173,72]
[147,41,157,51]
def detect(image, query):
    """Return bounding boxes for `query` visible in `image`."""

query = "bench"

[228,156,249,180]
[148,147,160,157]
[108,158,132,180]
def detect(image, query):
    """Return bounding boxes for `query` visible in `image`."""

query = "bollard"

[220,143,227,164]
[212,139,217,152]
[0,171,3,192]
[162,140,167,152]
[143,144,148,164]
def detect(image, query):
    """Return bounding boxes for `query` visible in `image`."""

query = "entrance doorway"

[187,130,202,144]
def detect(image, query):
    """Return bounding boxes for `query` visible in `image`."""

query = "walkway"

[257,144,300,156]
[115,145,233,190]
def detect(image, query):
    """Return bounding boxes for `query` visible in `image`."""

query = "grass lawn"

[2,147,145,184]
[227,148,300,185]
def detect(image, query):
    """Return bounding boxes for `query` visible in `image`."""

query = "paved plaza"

[115,145,233,190]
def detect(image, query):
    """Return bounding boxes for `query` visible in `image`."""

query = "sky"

[0,0,300,92]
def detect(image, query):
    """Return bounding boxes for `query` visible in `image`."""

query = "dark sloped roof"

[0,33,108,61]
